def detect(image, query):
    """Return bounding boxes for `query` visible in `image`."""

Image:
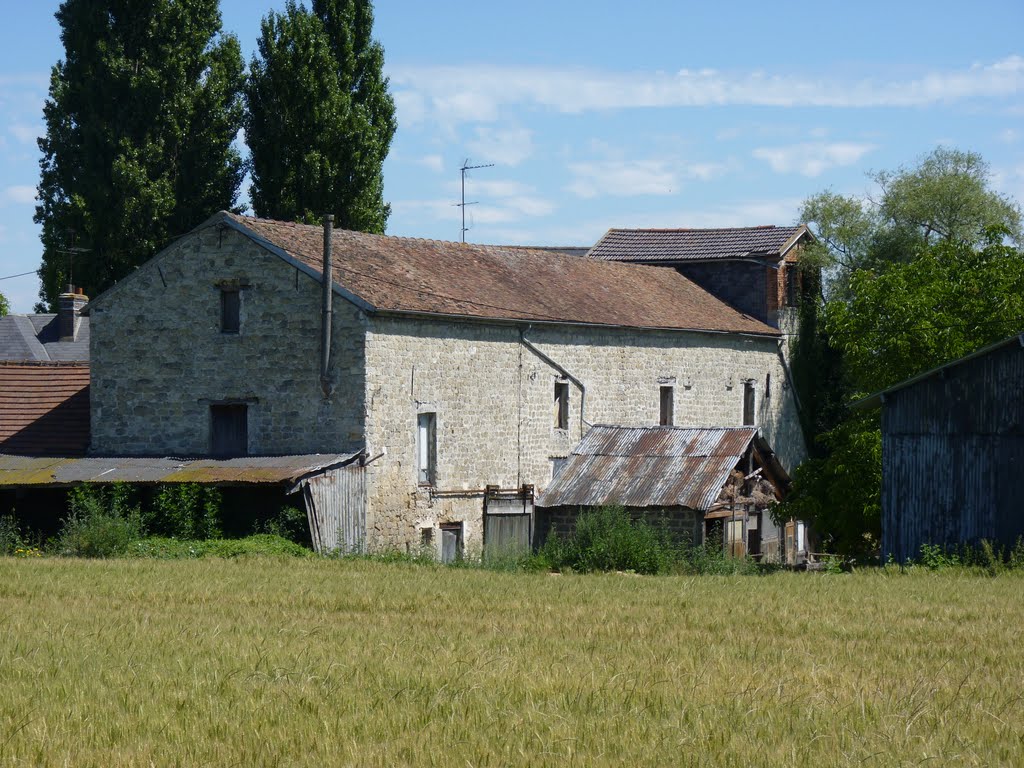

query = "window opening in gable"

[554,381,569,430]
[743,381,756,426]
[417,412,437,486]
[220,288,240,334]
[210,403,247,457]
[659,385,674,426]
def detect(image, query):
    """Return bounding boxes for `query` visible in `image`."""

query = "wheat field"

[0,558,1021,767]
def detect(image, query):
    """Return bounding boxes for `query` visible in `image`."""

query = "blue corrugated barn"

[858,333,1024,562]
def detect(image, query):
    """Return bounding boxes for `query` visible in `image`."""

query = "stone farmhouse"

[68,211,807,557]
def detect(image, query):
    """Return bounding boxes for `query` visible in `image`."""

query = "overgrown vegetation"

[539,506,763,576]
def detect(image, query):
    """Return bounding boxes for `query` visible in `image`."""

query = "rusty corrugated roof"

[0,453,359,487]
[587,225,809,263]
[537,425,758,511]
[221,213,777,336]
[0,362,90,456]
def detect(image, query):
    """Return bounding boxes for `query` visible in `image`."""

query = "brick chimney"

[58,286,88,342]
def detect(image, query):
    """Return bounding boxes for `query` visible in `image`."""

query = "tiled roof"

[224,213,777,336]
[587,225,809,263]
[538,425,759,510]
[0,362,90,456]
[0,314,90,361]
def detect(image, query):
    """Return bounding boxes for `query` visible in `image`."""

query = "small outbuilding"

[856,333,1024,562]
[536,425,803,563]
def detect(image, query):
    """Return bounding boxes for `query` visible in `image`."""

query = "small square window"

[554,382,569,430]
[417,412,437,486]
[220,289,240,334]
[659,385,674,426]
[210,404,247,457]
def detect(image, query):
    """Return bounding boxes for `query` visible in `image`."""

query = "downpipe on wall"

[520,326,591,439]
[320,214,335,399]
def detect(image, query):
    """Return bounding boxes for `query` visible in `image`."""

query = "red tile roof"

[225,214,778,336]
[587,225,810,263]
[0,363,90,456]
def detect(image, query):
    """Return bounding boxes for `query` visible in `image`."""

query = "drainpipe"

[320,214,335,398]
[520,327,590,439]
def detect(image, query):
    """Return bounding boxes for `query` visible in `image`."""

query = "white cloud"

[389,56,1024,125]
[9,123,40,145]
[999,128,1019,143]
[752,142,876,177]
[3,185,37,204]
[466,126,533,166]
[418,154,444,172]
[393,178,555,236]
[567,160,678,199]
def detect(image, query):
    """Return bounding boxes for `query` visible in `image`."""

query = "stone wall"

[362,317,806,553]
[676,261,769,325]
[89,227,366,456]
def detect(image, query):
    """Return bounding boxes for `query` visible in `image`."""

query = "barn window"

[210,404,247,457]
[659,385,674,426]
[220,288,240,334]
[417,412,437,486]
[554,381,569,430]
[743,381,756,425]
[440,522,463,563]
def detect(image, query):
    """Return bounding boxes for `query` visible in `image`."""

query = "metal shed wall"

[881,340,1024,562]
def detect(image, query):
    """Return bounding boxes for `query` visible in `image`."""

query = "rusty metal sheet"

[537,425,757,511]
[0,453,359,487]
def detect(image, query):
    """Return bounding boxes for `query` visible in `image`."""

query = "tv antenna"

[56,228,91,291]
[456,159,494,242]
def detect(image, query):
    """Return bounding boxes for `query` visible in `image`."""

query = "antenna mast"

[457,159,494,242]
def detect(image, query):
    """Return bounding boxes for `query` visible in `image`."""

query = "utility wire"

[0,270,37,281]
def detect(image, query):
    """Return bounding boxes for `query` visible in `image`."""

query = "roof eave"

[373,307,780,339]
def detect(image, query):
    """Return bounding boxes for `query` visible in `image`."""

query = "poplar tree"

[245,0,396,232]
[34,0,245,309]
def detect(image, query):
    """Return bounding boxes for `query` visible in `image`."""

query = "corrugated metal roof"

[220,213,778,336]
[538,425,758,511]
[0,453,359,487]
[0,362,90,456]
[587,225,809,263]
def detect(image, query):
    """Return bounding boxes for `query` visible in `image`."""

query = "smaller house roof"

[0,362,90,456]
[538,425,784,511]
[0,453,359,488]
[854,332,1024,410]
[587,225,810,264]
[0,313,90,361]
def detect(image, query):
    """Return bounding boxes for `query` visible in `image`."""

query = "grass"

[0,560,1022,766]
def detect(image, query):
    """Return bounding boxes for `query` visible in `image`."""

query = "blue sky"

[1,0,1022,312]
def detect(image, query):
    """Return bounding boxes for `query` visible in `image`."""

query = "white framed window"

[417,412,436,486]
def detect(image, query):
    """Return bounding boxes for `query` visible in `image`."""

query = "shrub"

[541,506,676,575]
[675,542,762,576]
[58,485,143,558]
[128,534,311,559]
[0,515,24,555]
[148,484,221,539]
[257,505,310,544]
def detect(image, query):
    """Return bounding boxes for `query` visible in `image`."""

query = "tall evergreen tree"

[245,0,396,232]
[35,0,245,309]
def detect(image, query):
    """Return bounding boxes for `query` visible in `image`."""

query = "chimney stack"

[58,285,88,342]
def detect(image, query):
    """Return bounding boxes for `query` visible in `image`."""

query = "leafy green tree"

[0,291,8,317]
[245,0,396,231]
[800,148,1022,300]
[34,0,245,309]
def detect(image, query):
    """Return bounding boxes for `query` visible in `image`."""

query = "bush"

[148,484,222,539]
[128,534,311,559]
[0,515,24,555]
[541,506,677,575]
[674,542,761,576]
[257,505,309,544]
[58,485,143,558]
